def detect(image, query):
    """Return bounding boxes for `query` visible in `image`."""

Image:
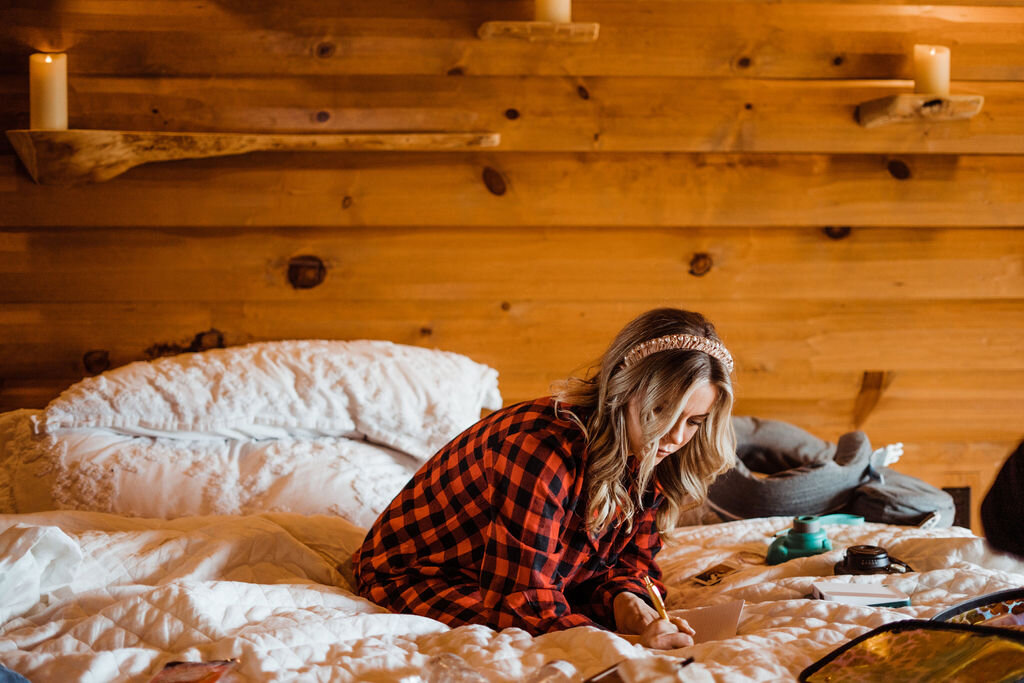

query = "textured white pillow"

[6,417,420,526]
[38,340,502,460]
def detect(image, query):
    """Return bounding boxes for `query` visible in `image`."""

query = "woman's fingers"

[645,630,695,650]
[669,615,696,636]
[640,615,696,649]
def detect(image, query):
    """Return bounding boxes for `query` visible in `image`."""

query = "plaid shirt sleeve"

[571,503,665,629]
[482,427,603,632]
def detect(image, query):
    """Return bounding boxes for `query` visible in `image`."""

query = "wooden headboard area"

[1,1,1021,532]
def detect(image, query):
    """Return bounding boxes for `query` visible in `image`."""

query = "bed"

[2,341,1022,682]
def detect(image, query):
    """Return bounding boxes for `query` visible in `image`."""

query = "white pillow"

[37,340,502,460]
[14,426,420,526]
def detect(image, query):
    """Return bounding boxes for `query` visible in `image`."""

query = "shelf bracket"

[477,21,600,43]
[855,94,984,129]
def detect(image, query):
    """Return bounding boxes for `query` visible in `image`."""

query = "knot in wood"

[191,329,224,352]
[823,226,852,240]
[287,255,327,289]
[482,167,507,196]
[83,349,111,375]
[887,159,912,180]
[689,252,713,277]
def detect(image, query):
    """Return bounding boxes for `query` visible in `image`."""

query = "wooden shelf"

[855,94,984,129]
[5,129,502,185]
[477,21,600,43]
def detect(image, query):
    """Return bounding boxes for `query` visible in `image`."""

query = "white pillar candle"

[30,53,68,130]
[913,45,951,96]
[535,0,571,23]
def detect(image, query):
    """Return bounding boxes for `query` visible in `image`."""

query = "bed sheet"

[1,511,1021,683]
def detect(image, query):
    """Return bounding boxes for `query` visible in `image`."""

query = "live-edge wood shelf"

[855,94,984,129]
[5,129,502,185]
[477,21,599,43]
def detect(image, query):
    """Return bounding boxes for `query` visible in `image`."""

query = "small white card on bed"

[811,581,911,607]
[670,600,744,644]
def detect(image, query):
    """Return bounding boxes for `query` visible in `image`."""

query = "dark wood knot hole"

[689,253,713,276]
[482,167,507,196]
[288,255,327,289]
[83,349,111,375]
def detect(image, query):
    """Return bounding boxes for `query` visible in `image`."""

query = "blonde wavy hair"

[552,308,736,536]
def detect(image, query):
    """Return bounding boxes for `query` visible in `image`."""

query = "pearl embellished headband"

[621,333,734,373]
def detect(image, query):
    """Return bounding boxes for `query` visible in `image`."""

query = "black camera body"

[834,545,913,575]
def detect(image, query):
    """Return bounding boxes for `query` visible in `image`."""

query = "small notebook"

[811,581,910,607]
[672,600,745,643]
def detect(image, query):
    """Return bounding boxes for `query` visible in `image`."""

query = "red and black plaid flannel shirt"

[352,396,666,635]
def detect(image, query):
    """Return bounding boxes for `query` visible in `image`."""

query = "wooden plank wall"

[1,1,1022,532]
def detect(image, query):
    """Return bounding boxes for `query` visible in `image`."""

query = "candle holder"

[477,21,599,43]
[856,44,981,128]
[855,93,984,129]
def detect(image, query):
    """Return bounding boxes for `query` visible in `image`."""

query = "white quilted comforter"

[2,512,1022,683]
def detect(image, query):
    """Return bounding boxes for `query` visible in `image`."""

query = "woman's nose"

[666,419,689,446]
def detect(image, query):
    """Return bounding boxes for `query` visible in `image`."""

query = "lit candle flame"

[45,55,53,63]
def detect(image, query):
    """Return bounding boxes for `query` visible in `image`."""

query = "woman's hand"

[639,615,695,650]
[613,592,695,650]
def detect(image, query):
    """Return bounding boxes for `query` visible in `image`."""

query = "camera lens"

[834,545,914,575]
[847,545,890,571]
[835,545,897,575]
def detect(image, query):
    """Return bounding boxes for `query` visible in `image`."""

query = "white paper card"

[670,600,744,644]
[811,581,910,607]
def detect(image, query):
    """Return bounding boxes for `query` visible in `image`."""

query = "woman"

[353,308,736,649]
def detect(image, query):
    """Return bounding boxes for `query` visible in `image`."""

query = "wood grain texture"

[2,227,1022,303]
[4,2,1024,78]
[3,298,1021,376]
[4,152,1024,227]
[1,75,1018,156]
